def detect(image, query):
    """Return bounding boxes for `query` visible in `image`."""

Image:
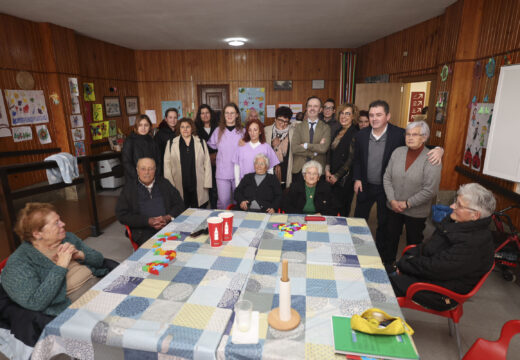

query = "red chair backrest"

[0,258,8,274]
[124,225,139,251]
[463,320,520,360]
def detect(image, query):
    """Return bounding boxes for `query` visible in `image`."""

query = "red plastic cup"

[218,212,234,241]
[207,217,223,247]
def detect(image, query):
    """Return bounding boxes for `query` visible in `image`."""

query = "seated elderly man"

[234,154,282,213]
[116,157,185,246]
[390,183,496,311]
[283,160,339,216]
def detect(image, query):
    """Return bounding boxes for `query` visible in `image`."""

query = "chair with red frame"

[463,320,520,360]
[397,245,495,359]
[124,225,139,251]
[492,205,520,282]
[0,257,7,273]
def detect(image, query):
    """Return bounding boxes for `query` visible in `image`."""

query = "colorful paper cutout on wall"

[463,103,494,171]
[0,90,11,137]
[35,125,51,144]
[161,101,183,120]
[74,141,86,157]
[72,127,85,141]
[100,121,110,138]
[68,78,79,96]
[5,90,49,125]
[70,114,83,129]
[90,122,103,140]
[238,88,265,122]
[93,104,103,121]
[71,96,81,114]
[83,83,95,101]
[108,120,117,137]
[434,91,449,124]
[13,126,32,142]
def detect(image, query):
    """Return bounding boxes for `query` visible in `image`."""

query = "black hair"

[359,110,369,118]
[164,107,179,118]
[368,100,390,114]
[275,106,293,120]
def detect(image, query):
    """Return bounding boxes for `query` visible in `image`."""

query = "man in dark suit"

[116,157,185,246]
[352,100,442,272]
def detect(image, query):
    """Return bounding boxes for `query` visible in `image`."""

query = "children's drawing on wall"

[238,87,265,122]
[463,102,494,171]
[83,83,95,101]
[0,90,11,137]
[70,114,83,128]
[71,96,81,114]
[93,104,103,121]
[434,91,448,124]
[13,126,33,142]
[68,78,79,96]
[72,127,85,141]
[36,125,52,144]
[74,141,86,157]
[5,90,49,125]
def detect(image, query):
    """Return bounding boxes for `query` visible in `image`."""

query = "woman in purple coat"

[233,118,280,186]
[207,103,245,209]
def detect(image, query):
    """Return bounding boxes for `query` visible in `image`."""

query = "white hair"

[457,183,496,218]
[302,160,322,177]
[254,153,270,168]
[406,120,430,140]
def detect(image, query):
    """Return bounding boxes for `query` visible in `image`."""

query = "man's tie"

[309,122,315,143]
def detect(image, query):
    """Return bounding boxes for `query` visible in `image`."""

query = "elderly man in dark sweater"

[116,157,185,246]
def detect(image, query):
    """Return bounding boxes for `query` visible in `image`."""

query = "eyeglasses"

[324,106,334,110]
[341,111,352,116]
[275,118,290,124]
[405,133,424,137]
[452,199,478,212]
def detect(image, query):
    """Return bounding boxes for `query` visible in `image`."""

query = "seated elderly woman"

[1,203,114,317]
[390,183,496,311]
[283,160,339,215]
[234,154,282,213]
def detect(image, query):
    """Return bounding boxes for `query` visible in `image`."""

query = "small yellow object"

[350,308,414,336]
[285,234,293,238]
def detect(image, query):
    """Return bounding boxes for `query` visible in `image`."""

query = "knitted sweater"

[0,232,108,316]
[383,146,441,218]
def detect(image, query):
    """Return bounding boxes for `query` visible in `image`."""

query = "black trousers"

[332,178,355,217]
[384,210,426,264]
[389,273,458,311]
[183,188,198,209]
[354,183,388,257]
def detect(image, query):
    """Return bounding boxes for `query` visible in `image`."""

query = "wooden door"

[197,84,229,112]
[355,83,405,128]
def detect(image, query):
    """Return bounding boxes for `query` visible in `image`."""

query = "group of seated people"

[0,94,500,351]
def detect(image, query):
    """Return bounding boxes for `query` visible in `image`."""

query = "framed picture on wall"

[273,80,292,90]
[125,96,139,115]
[104,97,121,117]
[312,80,325,89]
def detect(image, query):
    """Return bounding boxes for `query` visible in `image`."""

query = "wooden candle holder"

[268,259,301,331]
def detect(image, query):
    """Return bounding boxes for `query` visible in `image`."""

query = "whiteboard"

[483,64,520,182]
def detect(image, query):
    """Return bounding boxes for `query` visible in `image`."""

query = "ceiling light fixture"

[225,37,247,47]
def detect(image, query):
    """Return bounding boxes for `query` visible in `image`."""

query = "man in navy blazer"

[352,100,442,272]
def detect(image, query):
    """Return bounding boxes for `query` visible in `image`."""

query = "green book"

[332,316,419,360]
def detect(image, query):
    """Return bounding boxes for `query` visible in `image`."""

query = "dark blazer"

[234,173,282,212]
[352,123,405,186]
[283,176,340,216]
[122,132,163,180]
[329,125,358,179]
[116,177,185,245]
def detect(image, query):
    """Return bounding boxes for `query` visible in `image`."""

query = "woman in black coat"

[122,114,162,180]
[283,160,339,216]
[325,103,358,217]
[195,105,219,208]
[155,108,179,163]
[234,154,282,213]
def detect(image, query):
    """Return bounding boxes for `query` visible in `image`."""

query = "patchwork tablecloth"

[32,210,402,360]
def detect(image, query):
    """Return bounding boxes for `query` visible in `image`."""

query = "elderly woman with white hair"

[390,183,496,311]
[283,160,339,215]
[234,154,282,213]
[382,121,442,272]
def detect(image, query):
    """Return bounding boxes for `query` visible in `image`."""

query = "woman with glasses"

[207,103,245,209]
[389,183,496,311]
[325,103,358,216]
[382,121,441,273]
[264,106,295,189]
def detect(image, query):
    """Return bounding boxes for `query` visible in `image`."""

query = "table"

[32,209,404,360]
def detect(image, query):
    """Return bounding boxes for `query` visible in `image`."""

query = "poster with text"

[71,96,81,114]
[13,126,32,142]
[36,125,52,144]
[90,122,102,140]
[74,141,86,157]
[68,78,79,96]
[83,83,95,101]
[0,90,11,137]
[5,90,49,125]
[72,127,85,141]
[93,104,103,121]
[161,101,183,120]
[463,103,494,171]
[238,87,265,122]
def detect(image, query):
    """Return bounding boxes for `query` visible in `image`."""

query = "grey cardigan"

[383,146,441,218]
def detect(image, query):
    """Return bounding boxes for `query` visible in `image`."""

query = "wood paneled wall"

[135,49,342,126]
[355,0,520,225]
[0,15,139,189]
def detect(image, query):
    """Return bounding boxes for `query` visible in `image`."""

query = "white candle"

[279,279,291,321]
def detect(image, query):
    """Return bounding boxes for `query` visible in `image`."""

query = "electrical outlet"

[436,130,442,138]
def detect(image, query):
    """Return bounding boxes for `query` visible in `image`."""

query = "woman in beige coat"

[164,118,212,208]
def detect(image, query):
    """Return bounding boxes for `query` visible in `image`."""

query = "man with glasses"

[291,96,331,180]
[265,106,295,189]
[320,98,340,136]
[116,157,185,246]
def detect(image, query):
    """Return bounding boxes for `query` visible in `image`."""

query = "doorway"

[197,84,229,113]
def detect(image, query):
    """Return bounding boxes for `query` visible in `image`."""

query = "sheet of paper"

[266,105,275,118]
[145,110,157,124]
